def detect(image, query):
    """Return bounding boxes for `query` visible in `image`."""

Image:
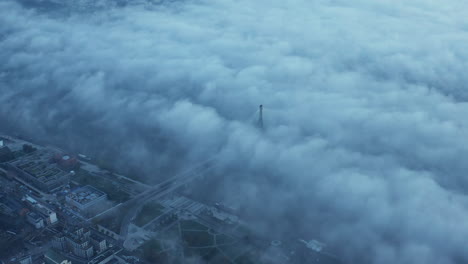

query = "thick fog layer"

[2,0,468,263]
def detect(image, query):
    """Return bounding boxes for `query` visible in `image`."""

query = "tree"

[22,144,36,153]
[0,146,14,162]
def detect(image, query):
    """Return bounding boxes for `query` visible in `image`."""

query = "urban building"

[44,249,72,264]
[87,248,123,264]
[51,235,66,251]
[91,233,108,253]
[52,227,108,260]
[26,212,44,229]
[66,185,107,212]
[97,224,121,241]
[23,195,58,225]
[18,255,32,264]
[5,149,70,193]
[0,144,14,163]
[51,153,79,171]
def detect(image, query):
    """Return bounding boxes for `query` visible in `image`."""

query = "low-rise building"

[5,150,70,193]
[66,185,107,213]
[51,235,66,251]
[23,195,58,225]
[91,234,108,253]
[44,249,72,264]
[52,227,109,260]
[97,224,121,241]
[26,212,44,229]
[18,255,32,264]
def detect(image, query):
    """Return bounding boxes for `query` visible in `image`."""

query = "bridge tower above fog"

[258,104,264,130]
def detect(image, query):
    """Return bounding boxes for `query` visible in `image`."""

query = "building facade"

[52,227,108,260]
[66,185,107,212]
[23,195,58,225]
[26,212,44,229]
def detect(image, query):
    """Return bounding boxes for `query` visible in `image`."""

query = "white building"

[66,185,107,212]
[26,212,44,229]
[23,195,58,225]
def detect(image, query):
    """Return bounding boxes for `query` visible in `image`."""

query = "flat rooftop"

[10,149,68,182]
[68,185,106,205]
[27,212,42,221]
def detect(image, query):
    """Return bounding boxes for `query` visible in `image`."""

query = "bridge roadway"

[118,158,217,240]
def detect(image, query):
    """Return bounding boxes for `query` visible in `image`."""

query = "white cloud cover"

[2,0,468,263]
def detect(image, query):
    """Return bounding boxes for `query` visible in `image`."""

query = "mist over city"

[1,0,468,263]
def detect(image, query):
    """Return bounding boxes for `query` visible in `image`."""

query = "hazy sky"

[2,0,468,263]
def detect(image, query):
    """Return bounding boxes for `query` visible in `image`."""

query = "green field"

[12,150,26,159]
[158,222,180,240]
[134,202,165,227]
[215,234,237,245]
[145,218,260,263]
[182,230,214,247]
[140,239,170,263]
[74,169,130,203]
[180,220,208,231]
[94,203,133,233]
[234,252,260,264]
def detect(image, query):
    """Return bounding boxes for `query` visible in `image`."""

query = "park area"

[134,202,165,227]
[161,219,256,263]
[73,169,130,203]
[137,217,260,263]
